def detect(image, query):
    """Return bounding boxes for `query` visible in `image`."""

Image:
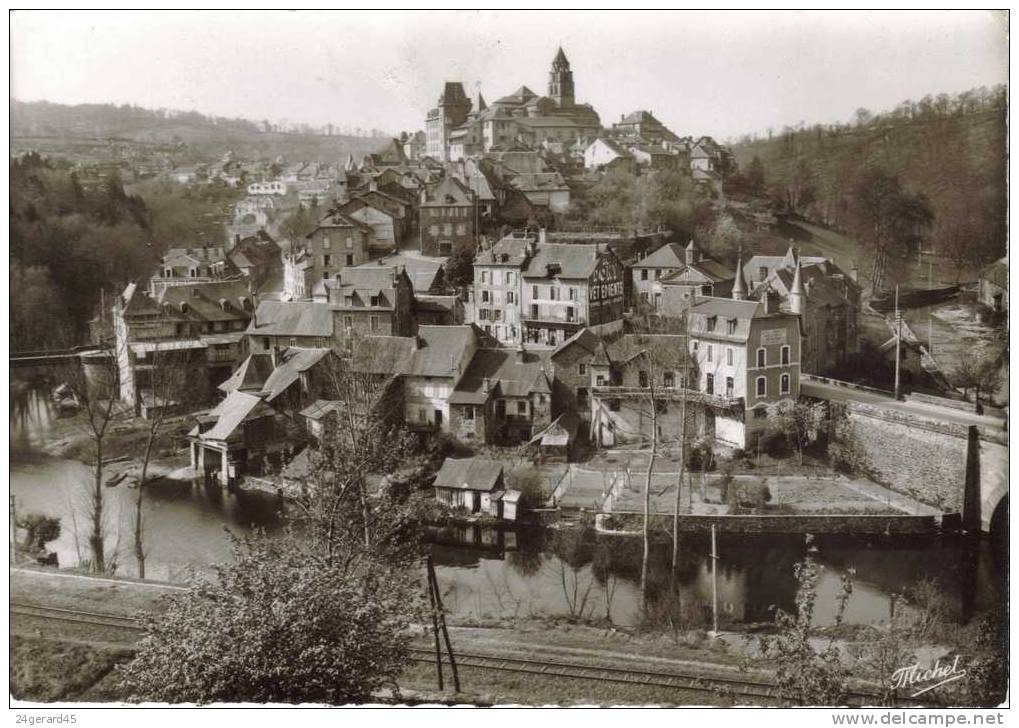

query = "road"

[800,379,1006,431]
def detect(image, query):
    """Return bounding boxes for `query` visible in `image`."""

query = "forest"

[9,153,243,349]
[730,85,1007,273]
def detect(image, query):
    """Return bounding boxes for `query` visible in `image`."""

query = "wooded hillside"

[730,86,1006,270]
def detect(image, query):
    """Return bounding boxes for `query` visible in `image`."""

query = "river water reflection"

[10,382,1005,628]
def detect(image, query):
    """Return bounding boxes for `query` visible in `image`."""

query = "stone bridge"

[801,374,1008,537]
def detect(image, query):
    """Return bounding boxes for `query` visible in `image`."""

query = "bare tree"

[133,346,199,578]
[58,337,126,574]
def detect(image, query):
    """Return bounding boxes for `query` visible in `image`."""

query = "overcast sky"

[10,10,1008,141]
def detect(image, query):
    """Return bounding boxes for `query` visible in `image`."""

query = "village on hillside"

[9,32,1009,709]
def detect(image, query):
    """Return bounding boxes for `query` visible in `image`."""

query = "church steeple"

[548,46,575,108]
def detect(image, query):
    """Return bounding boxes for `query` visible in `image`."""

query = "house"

[467,231,626,347]
[188,390,279,488]
[628,143,680,170]
[611,110,680,143]
[338,185,413,253]
[299,211,374,291]
[354,253,446,294]
[685,288,802,448]
[419,176,477,257]
[246,180,287,196]
[748,249,861,375]
[583,137,634,171]
[113,279,254,414]
[432,457,505,513]
[326,266,416,340]
[148,247,237,297]
[631,242,689,309]
[508,171,571,213]
[468,232,532,345]
[521,239,625,347]
[656,242,735,314]
[299,399,344,441]
[431,457,521,519]
[589,334,699,448]
[549,327,601,423]
[402,131,426,161]
[978,257,1008,313]
[401,325,480,432]
[282,250,316,301]
[414,295,464,325]
[227,231,282,292]
[246,300,334,352]
[448,345,553,445]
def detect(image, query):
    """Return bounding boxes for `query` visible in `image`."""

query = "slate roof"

[492,86,539,106]
[523,243,606,280]
[509,171,569,192]
[259,347,332,402]
[433,457,504,492]
[161,246,228,268]
[660,259,734,285]
[218,352,274,394]
[551,327,601,359]
[403,325,477,378]
[309,211,373,236]
[633,243,686,268]
[450,348,551,404]
[247,301,333,338]
[349,335,417,376]
[476,234,533,267]
[355,255,444,294]
[201,390,272,442]
[227,231,281,271]
[421,176,474,207]
[138,279,253,323]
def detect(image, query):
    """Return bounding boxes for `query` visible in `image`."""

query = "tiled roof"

[433,457,504,492]
[247,301,333,338]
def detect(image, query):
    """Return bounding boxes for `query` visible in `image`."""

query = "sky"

[10,10,1009,142]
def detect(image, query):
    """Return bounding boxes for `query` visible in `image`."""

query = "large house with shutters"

[419,176,477,257]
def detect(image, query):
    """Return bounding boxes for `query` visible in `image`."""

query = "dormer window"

[707,315,718,331]
[726,318,737,335]
[370,295,380,307]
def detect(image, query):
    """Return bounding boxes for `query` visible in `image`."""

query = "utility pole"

[710,524,719,636]
[894,284,902,400]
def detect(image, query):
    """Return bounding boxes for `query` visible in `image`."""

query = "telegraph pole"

[894,284,902,400]
[710,524,719,636]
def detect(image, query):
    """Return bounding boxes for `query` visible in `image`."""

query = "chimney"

[763,285,781,315]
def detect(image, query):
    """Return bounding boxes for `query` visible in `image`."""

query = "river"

[10,382,1005,628]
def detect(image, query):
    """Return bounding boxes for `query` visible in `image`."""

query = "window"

[707,344,713,362]
[532,285,539,299]
[289,337,297,347]
[707,316,717,331]
[507,292,515,304]
[343,315,353,330]
[443,223,452,235]
[505,271,514,285]
[727,347,734,366]
[727,318,737,335]
[578,363,586,375]
[641,269,649,281]
[781,374,790,394]
[568,288,576,301]
[370,316,380,332]
[756,376,767,397]
[517,401,527,415]
[550,287,559,301]
[655,270,661,279]
[566,306,575,322]
[323,236,331,250]
[345,236,353,249]
[481,271,488,284]
[757,348,766,367]
[370,295,380,306]
[758,266,768,282]
[725,376,734,397]
[754,405,767,419]
[706,374,714,394]
[322,271,330,279]
[345,254,353,266]
[663,371,675,388]
[577,387,588,406]
[781,345,790,365]
[692,341,699,351]
[530,304,539,318]
[464,406,475,421]
[639,370,649,387]
[481,290,490,303]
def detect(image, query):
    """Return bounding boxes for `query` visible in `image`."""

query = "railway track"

[13,602,925,705]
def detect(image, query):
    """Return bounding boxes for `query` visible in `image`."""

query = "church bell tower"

[548,46,575,108]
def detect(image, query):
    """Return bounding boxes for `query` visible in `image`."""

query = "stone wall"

[604,511,942,535]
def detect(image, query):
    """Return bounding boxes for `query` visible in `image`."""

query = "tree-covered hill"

[730,86,1006,271]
